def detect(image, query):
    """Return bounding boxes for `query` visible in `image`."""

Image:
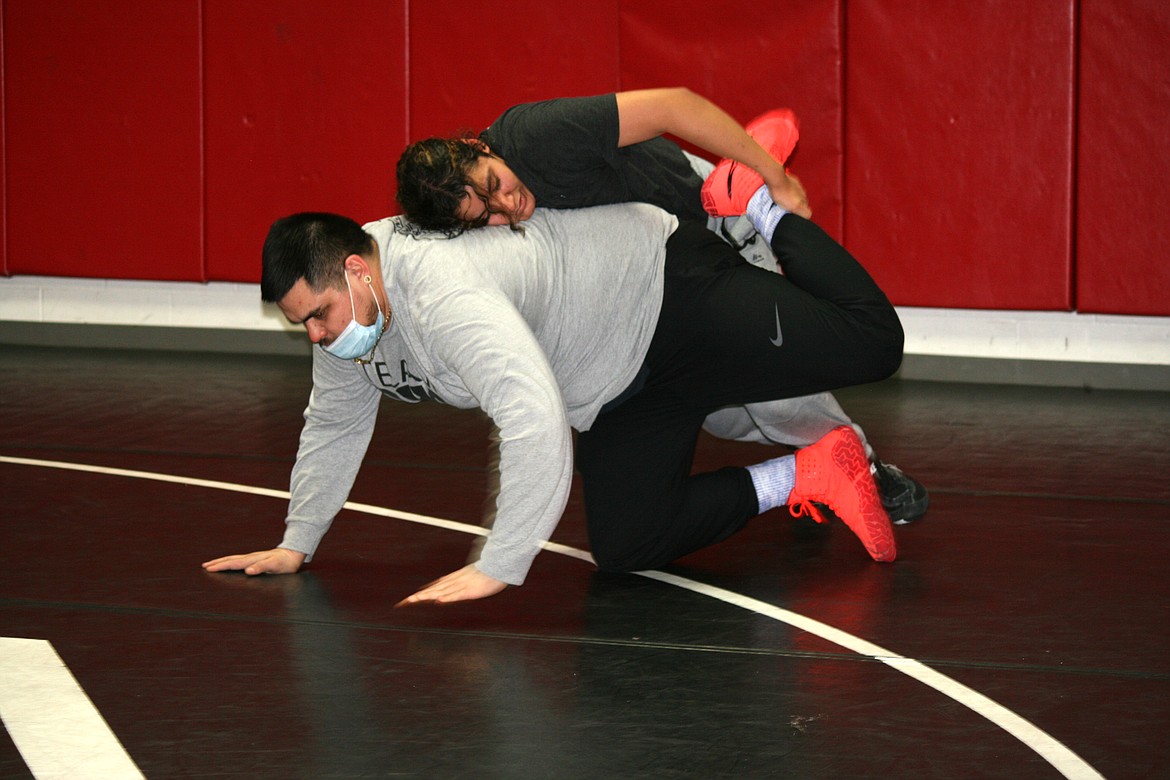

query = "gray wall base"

[3,321,1167,392]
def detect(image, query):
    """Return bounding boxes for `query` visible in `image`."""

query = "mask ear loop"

[362,273,388,323]
[342,270,358,318]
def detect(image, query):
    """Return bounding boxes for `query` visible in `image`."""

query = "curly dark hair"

[395,135,495,236]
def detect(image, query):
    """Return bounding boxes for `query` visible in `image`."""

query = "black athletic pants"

[575,214,903,572]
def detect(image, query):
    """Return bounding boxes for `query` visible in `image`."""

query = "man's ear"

[343,254,372,281]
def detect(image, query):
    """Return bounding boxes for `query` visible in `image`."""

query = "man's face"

[456,156,537,226]
[278,275,377,348]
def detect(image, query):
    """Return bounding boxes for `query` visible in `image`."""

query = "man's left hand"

[395,564,508,606]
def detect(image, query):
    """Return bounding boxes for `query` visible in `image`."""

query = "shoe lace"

[789,500,829,524]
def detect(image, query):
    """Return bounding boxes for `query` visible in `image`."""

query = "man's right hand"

[202,548,306,576]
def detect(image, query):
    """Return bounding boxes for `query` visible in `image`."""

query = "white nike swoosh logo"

[770,305,784,347]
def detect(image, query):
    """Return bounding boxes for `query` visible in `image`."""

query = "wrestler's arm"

[203,346,382,576]
[614,87,810,217]
[396,286,574,605]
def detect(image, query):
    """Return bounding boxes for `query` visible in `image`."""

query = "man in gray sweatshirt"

[204,199,903,604]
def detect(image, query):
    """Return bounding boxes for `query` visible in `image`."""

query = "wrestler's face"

[277,273,379,348]
[458,156,537,226]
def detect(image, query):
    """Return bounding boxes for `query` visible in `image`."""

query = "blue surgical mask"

[325,273,386,361]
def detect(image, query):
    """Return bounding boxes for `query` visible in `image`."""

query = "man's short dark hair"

[261,212,375,303]
[395,135,493,236]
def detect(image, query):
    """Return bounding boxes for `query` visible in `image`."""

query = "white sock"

[745,185,788,244]
[746,454,796,514]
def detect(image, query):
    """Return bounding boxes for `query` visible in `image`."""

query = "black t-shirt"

[479,93,708,222]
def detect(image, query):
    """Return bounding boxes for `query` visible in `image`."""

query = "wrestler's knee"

[591,543,670,574]
[852,301,904,382]
[586,512,673,573]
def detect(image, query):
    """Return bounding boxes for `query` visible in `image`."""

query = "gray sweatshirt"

[279,203,678,584]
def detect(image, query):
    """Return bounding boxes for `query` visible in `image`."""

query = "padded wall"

[2,0,1165,318]
[4,0,204,281]
[1076,0,1170,316]
[1,12,6,277]
[204,1,407,282]
[844,0,1076,309]
[618,0,846,241]
[407,1,621,144]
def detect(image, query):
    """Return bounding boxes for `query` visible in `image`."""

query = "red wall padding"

[203,1,408,282]
[4,0,204,281]
[618,0,845,241]
[1,19,6,279]
[1,1,1166,317]
[1076,0,1170,316]
[407,1,621,142]
[844,0,1076,310]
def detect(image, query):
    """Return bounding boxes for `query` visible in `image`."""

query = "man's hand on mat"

[202,548,305,575]
[396,564,507,606]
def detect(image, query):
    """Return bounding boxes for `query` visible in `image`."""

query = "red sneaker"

[788,426,897,562]
[701,107,800,217]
